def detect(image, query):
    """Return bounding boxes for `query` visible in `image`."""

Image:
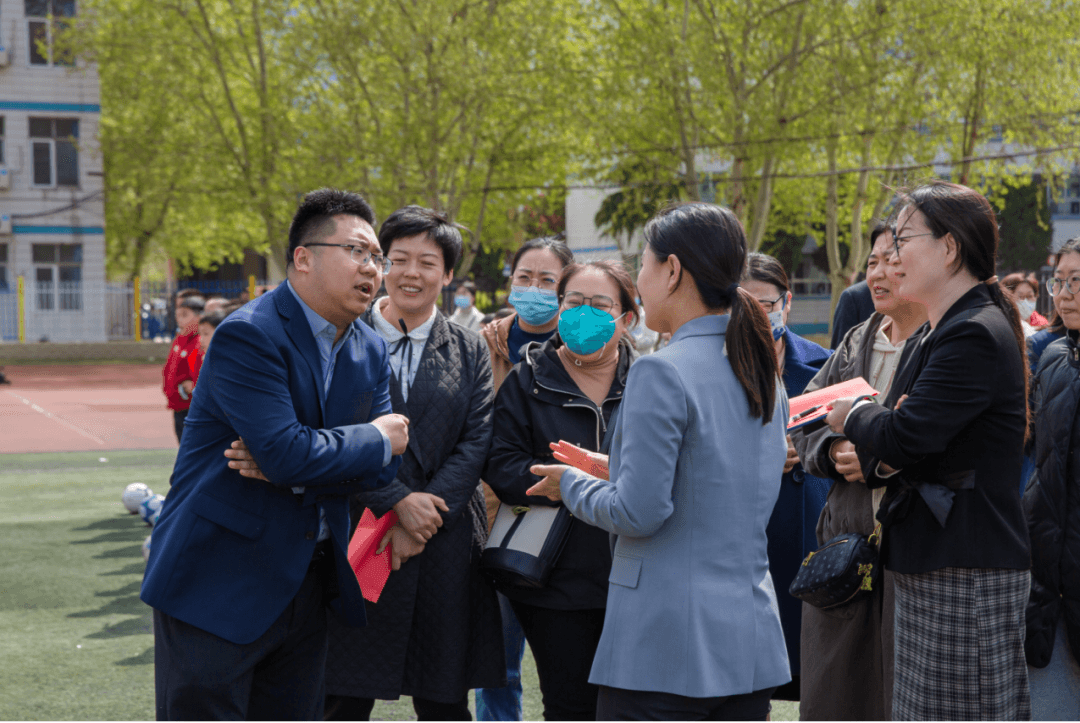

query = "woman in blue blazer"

[530,202,791,720]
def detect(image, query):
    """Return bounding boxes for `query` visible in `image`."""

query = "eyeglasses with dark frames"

[562,292,619,314]
[303,243,392,273]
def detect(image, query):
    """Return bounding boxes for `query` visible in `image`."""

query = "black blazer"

[845,284,1030,574]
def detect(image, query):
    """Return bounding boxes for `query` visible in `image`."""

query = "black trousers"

[172,409,188,444]
[154,552,330,720]
[596,685,778,721]
[509,600,605,722]
[324,693,471,721]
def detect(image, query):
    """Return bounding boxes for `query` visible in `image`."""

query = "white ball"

[142,535,152,562]
[139,494,165,527]
[122,483,153,514]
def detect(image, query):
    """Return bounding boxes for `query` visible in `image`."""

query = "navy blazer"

[141,284,400,644]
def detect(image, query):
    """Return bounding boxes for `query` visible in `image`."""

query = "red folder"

[347,509,398,603]
[787,377,878,430]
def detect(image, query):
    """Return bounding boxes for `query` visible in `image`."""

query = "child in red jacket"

[163,294,205,443]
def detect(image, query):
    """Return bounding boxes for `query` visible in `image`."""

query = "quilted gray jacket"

[324,308,505,702]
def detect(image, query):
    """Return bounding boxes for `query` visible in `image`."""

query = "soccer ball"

[139,494,165,527]
[142,535,152,562]
[122,483,153,514]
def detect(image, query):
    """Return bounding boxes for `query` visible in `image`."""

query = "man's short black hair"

[378,205,465,273]
[287,188,376,268]
[869,221,890,247]
[176,288,203,302]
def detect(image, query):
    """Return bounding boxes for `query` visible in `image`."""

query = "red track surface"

[0,364,178,454]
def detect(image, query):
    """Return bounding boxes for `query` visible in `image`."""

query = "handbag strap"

[867,522,882,548]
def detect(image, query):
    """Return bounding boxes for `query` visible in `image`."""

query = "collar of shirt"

[284,280,355,395]
[371,297,438,346]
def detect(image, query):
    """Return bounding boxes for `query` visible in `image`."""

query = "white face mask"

[768,309,786,341]
[1017,299,1036,319]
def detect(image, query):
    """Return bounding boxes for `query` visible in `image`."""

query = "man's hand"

[180,380,194,397]
[784,435,800,474]
[393,492,449,543]
[829,439,865,483]
[376,524,426,571]
[224,438,269,481]
[372,413,410,455]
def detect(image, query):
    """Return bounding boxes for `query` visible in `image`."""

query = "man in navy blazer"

[141,189,410,720]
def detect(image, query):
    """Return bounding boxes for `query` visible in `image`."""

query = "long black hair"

[643,203,778,423]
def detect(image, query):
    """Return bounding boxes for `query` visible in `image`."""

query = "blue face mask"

[559,306,624,356]
[454,295,471,309]
[509,286,560,326]
[768,297,787,341]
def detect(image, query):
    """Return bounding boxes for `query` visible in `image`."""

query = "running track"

[0,365,177,454]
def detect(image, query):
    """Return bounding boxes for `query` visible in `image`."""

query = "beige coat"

[480,313,517,531]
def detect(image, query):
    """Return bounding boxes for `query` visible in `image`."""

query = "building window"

[29,118,78,187]
[26,0,76,67]
[0,117,5,164]
[0,244,8,291]
[1072,202,1080,215]
[32,243,82,310]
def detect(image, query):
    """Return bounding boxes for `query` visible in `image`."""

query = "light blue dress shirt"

[285,281,393,540]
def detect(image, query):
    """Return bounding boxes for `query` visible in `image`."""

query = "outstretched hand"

[527,464,570,501]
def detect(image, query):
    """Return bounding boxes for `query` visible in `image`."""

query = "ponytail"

[726,286,779,423]
[985,279,1030,441]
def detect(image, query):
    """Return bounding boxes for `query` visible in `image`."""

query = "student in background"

[162,294,204,443]
[450,280,485,332]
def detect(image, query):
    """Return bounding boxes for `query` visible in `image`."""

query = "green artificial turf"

[0,449,796,721]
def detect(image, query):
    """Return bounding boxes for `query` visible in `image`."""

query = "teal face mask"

[509,286,560,326]
[559,306,625,356]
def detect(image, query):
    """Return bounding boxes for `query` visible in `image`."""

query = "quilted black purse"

[788,525,881,609]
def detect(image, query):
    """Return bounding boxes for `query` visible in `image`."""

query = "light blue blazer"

[560,314,791,698]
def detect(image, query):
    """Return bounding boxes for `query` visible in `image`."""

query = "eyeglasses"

[303,243,392,273]
[562,292,618,314]
[892,232,936,257]
[755,293,785,311]
[1047,275,1080,297]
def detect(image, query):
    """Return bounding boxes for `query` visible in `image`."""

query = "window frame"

[32,242,83,312]
[28,118,79,188]
[26,0,77,68]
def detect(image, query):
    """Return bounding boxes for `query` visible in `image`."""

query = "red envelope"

[787,377,878,430]
[347,508,398,603]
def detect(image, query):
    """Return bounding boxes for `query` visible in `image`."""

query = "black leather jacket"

[1025,330,1080,668]
[483,337,633,610]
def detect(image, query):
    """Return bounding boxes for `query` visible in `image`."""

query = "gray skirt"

[893,567,1031,721]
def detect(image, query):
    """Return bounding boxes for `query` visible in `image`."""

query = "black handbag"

[480,503,573,589]
[788,525,881,609]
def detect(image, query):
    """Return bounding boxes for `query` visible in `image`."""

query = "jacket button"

[533,388,539,394]
[305,531,315,540]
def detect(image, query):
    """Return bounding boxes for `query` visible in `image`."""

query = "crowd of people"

[144,182,1079,721]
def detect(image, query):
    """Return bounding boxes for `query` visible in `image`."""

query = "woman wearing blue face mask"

[484,261,639,721]
[477,235,574,721]
[741,252,832,704]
